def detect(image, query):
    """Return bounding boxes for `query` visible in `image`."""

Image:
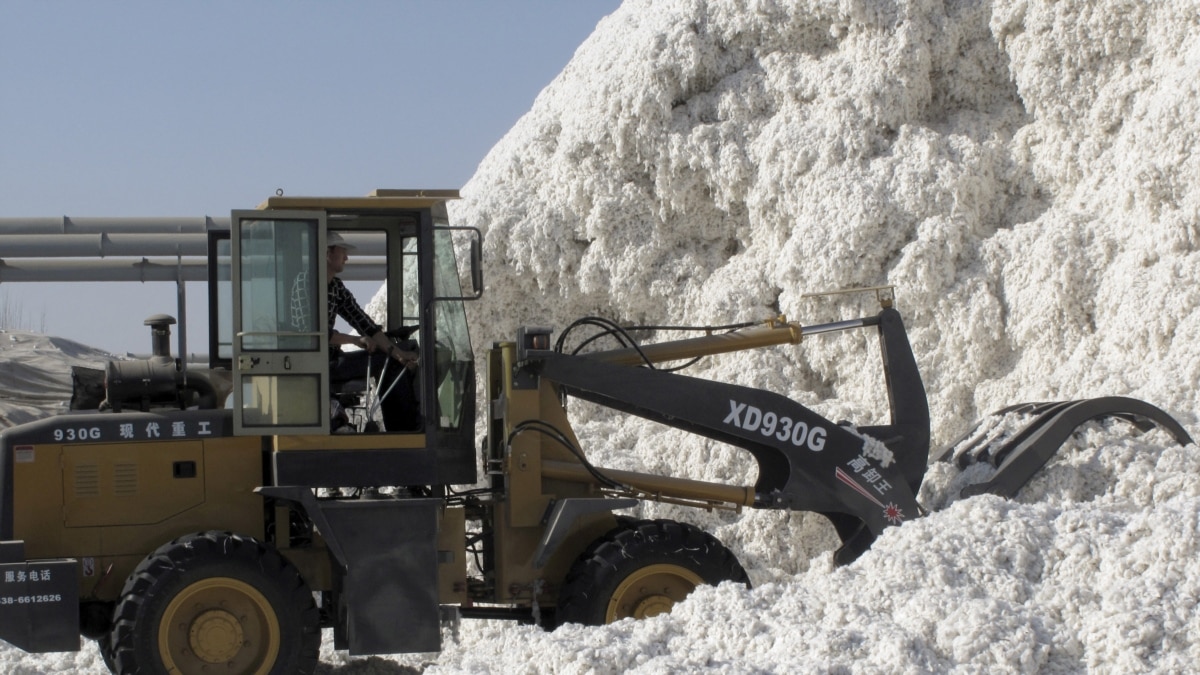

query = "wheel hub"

[158,576,280,674]
[631,594,675,619]
[607,564,704,622]
[189,608,245,664]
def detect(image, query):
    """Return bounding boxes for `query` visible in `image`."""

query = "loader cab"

[207,189,482,487]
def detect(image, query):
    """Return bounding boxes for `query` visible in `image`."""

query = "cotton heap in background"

[433,0,1200,671]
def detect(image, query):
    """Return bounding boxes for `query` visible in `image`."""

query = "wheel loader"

[0,190,1191,674]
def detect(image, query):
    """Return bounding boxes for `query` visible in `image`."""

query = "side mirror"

[470,237,483,298]
[432,226,484,302]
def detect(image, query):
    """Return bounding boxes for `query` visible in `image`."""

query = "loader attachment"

[934,397,1194,498]
[527,307,930,565]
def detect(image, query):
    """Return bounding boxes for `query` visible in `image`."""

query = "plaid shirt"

[328,277,381,343]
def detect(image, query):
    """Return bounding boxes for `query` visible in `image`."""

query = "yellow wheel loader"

[0,190,1191,674]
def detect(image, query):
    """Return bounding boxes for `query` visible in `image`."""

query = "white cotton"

[434,0,1200,671]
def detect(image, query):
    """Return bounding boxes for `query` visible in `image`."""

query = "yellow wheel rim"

[606,564,704,623]
[157,576,281,675]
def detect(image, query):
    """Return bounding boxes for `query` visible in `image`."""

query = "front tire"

[107,531,319,675]
[556,519,749,626]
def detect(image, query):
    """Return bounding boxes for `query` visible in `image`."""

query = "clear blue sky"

[0,1,620,354]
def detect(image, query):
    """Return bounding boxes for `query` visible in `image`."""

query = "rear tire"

[556,519,749,626]
[97,633,117,674]
[108,531,319,675]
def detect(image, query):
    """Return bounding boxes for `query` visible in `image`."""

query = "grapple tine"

[943,396,1194,499]
[985,401,1075,467]
[933,401,1065,467]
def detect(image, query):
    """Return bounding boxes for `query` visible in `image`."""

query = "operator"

[326,231,421,432]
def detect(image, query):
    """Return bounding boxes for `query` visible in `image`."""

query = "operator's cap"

[327,231,357,251]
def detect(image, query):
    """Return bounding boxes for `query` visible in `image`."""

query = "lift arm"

[522,307,931,563]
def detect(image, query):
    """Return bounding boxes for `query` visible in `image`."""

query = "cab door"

[231,210,331,435]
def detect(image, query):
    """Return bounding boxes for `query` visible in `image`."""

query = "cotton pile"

[430,0,1200,671]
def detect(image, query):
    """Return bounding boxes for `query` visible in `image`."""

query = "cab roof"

[256,189,461,211]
